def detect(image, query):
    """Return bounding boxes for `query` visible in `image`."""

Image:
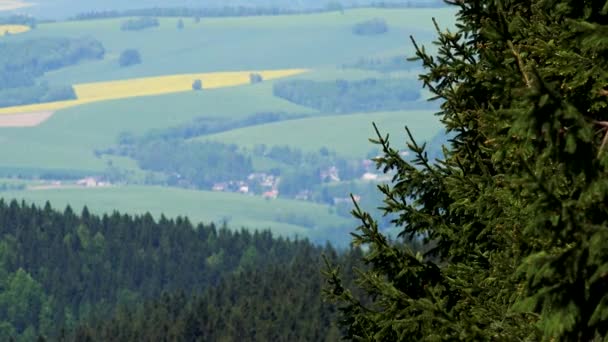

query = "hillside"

[0,7,453,246]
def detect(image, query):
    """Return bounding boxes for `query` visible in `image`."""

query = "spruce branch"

[508,41,532,88]
[593,120,608,157]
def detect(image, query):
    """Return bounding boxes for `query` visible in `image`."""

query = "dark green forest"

[2,0,608,340]
[0,199,360,340]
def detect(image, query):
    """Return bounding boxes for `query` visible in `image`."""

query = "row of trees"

[69,1,446,21]
[120,17,159,31]
[352,18,388,35]
[0,15,37,28]
[0,199,361,340]
[0,82,75,108]
[343,55,418,73]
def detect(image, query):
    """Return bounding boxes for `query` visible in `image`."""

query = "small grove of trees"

[352,18,388,35]
[118,49,141,67]
[192,79,202,90]
[0,14,37,28]
[343,55,418,73]
[249,73,263,84]
[120,17,159,31]
[325,0,608,340]
[0,37,105,89]
[0,83,76,108]
[325,1,344,14]
[0,36,104,108]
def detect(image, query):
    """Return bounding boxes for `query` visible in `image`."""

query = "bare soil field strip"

[0,0,31,11]
[0,111,54,127]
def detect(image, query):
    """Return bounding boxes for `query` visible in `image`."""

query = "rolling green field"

[0,7,453,244]
[204,110,442,158]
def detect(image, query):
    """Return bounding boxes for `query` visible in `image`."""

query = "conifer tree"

[325,0,608,340]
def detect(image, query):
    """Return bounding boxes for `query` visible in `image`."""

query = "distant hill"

[5,0,446,19]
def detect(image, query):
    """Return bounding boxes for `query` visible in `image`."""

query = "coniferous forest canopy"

[0,0,607,340]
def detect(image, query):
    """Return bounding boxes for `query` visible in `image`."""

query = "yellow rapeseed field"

[0,69,307,115]
[0,24,30,36]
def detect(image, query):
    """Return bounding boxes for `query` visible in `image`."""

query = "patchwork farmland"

[0,7,453,244]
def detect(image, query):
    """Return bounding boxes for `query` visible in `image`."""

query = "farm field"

[0,69,306,115]
[0,0,30,12]
[205,110,442,158]
[0,24,29,35]
[0,185,354,239]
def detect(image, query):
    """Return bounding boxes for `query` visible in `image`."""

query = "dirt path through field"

[0,111,54,127]
[0,0,31,11]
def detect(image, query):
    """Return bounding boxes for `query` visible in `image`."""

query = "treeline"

[273,78,421,113]
[0,15,37,27]
[0,199,359,340]
[0,37,105,88]
[129,112,308,142]
[0,36,104,107]
[69,1,446,21]
[96,112,309,188]
[343,55,419,73]
[120,17,159,31]
[112,139,253,189]
[352,18,388,35]
[0,82,75,108]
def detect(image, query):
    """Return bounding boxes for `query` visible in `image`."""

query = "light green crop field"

[0,8,457,85]
[203,110,442,158]
[0,185,354,237]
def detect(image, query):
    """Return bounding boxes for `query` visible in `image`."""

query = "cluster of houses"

[76,177,111,188]
[212,172,280,199]
[209,157,393,202]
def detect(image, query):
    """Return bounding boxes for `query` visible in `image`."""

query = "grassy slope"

[0,185,353,237]
[204,110,442,159]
